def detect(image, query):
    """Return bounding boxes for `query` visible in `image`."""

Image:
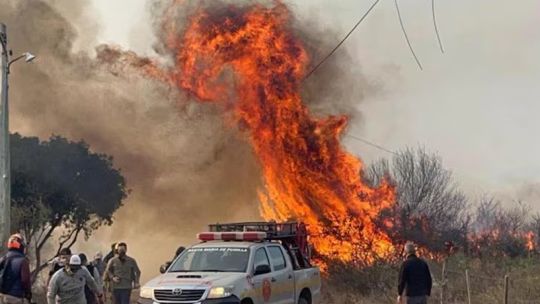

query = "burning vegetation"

[166,1,397,265]
[97,0,539,267]
[99,0,397,265]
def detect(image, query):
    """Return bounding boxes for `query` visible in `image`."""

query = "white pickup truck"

[138,222,321,304]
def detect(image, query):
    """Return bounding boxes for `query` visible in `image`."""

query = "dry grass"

[33,255,540,304]
[322,254,540,304]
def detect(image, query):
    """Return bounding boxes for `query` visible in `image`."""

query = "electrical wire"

[394,0,423,70]
[432,0,445,53]
[346,134,398,156]
[303,0,381,80]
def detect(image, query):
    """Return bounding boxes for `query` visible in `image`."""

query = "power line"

[394,0,423,70]
[432,0,445,53]
[346,134,398,156]
[303,0,381,80]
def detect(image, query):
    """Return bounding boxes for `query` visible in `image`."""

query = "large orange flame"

[100,1,397,265]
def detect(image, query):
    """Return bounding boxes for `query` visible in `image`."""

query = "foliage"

[10,133,128,279]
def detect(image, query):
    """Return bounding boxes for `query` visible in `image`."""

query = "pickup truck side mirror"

[159,264,168,274]
[254,264,271,276]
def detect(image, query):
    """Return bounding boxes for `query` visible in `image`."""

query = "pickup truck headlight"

[140,287,153,299]
[207,286,234,299]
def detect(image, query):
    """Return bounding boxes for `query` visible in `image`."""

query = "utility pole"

[0,23,35,247]
[0,23,11,246]
[0,23,11,247]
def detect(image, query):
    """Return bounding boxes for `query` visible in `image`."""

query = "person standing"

[79,254,104,304]
[105,243,141,304]
[103,244,117,267]
[47,255,102,304]
[0,234,32,304]
[397,242,433,304]
[92,252,106,277]
[102,243,117,304]
[160,246,185,273]
[47,248,72,285]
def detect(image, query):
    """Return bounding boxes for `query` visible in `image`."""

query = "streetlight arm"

[7,55,24,71]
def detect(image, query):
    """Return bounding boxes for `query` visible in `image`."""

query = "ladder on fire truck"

[207,221,312,270]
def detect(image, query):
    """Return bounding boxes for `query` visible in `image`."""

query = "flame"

[467,229,536,256]
[526,231,535,252]
[101,1,397,265]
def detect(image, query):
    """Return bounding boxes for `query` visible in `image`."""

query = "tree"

[472,196,532,257]
[10,133,128,280]
[364,147,469,252]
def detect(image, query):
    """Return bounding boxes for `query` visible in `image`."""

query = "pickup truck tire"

[241,299,254,304]
[298,298,309,304]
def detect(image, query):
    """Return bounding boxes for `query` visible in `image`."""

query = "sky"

[86,0,540,202]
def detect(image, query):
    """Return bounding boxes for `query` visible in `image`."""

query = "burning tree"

[11,133,127,280]
[470,197,535,257]
[365,147,469,253]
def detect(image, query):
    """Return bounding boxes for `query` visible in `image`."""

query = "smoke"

[1,0,263,280]
[519,184,540,204]
[1,0,378,281]
[143,0,379,120]
[297,20,379,122]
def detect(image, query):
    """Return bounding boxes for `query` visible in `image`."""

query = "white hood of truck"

[145,272,247,289]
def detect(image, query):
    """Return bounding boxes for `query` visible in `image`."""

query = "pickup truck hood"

[145,272,247,289]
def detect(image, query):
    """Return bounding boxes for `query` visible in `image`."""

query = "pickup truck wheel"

[298,298,309,304]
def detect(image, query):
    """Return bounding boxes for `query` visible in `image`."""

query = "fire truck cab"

[138,222,321,304]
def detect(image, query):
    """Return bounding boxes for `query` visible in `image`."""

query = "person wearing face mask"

[104,243,141,304]
[47,255,102,304]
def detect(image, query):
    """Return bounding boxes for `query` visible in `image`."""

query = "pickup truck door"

[252,247,277,303]
[267,245,295,304]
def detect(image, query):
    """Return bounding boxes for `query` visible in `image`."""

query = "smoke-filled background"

[1,0,539,282]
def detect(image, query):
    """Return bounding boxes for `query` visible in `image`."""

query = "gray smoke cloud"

[1,0,263,280]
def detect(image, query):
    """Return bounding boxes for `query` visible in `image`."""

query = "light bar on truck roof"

[197,231,267,242]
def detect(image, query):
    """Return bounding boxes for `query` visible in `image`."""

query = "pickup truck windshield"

[169,247,250,273]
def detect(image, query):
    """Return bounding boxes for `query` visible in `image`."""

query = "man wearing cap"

[47,255,103,304]
[0,234,32,303]
[105,243,141,304]
[397,242,433,304]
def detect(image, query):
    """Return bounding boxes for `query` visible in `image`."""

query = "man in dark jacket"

[398,242,432,304]
[0,234,32,303]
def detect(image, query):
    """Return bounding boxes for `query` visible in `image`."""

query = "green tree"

[10,133,128,279]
